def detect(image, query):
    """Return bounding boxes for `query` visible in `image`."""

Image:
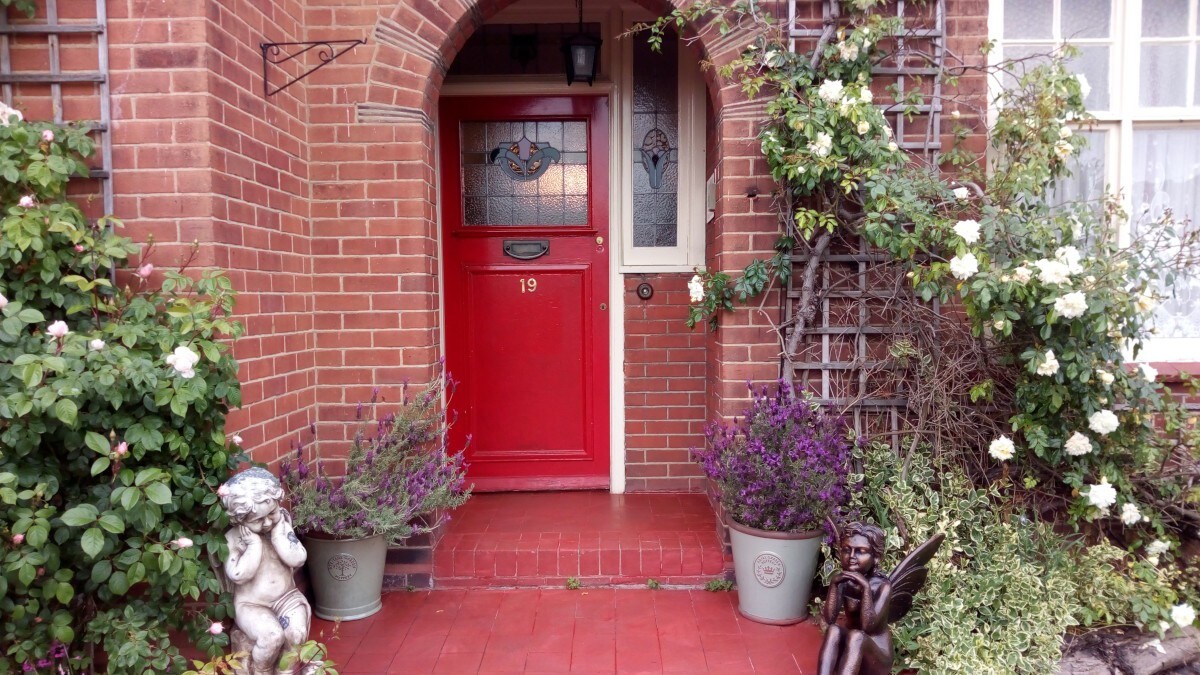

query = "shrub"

[279,373,470,544]
[1,109,245,671]
[695,381,853,533]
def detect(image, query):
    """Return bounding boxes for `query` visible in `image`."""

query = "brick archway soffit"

[357,0,767,130]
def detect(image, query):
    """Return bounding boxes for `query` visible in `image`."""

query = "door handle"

[503,239,550,260]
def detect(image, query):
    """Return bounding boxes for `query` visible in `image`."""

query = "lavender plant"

[696,381,854,533]
[279,373,471,544]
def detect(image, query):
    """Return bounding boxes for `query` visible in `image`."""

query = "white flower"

[1064,432,1093,457]
[808,132,833,158]
[856,120,870,134]
[993,319,1007,331]
[1013,266,1033,284]
[232,434,243,446]
[47,320,69,338]
[1136,291,1158,314]
[952,219,981,244]
[0,101,22,125]
[1147,540,1170,557]
[1034,258,1072,285]
[951,109,961,120]
[1085,477,1117,510]
[688,274,705,303]
[1139,363,1158,383]
[762,49,783,68]
[18,195,35,208]
[988,435,1015,461]
[817,79,845,104]
[1088,409,1119,435]
[1055,246,1084,274]
[1120,502,1143,525]
[838,95,856,115]
[859,88,873,103]
[836,41,859,61]
[948,253,979,280]
[1096,368,1114,386]
[1171,603,1196,628]
[1054,291,1088,319]
[1059,125,1073,139]
[887,141,898,152]
[0,293,7,309]
[1054,139,1074,160]
[952,186,970,200]
[89,338,105,351]
[173,537,194,549]
[1076,73,1091,99]
[1036,349,1060,376]
[165,345,201,379]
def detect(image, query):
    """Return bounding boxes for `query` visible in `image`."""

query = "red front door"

[440,96,610,491]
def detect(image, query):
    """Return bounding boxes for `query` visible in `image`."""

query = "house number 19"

[520,278,538,293]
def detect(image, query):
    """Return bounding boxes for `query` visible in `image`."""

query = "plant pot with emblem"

[280,371,471,620]
[695,381,853,625]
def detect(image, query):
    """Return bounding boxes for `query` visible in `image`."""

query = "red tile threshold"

[434,493,731,588]
[314,589,822,674]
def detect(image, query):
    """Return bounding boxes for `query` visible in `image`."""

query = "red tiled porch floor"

[433,492,730,588]
[313,588,824,673]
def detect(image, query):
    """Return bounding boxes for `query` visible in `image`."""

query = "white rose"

[1136,292,1158,314]
[817,79,845,104]
[165,345,201,378]
[1054,291,1088,319]
[1096,368,1114,386]
[1146,540,1170,557]
[951,109,961,119]
[1171,604,1196,628]
[1036,349,1060,376]
[1139,363,1158,383]
[1088,409,1119,436]
[0,101,22,126]
[1054,139,1074,160]
[1059,125,1073,139]
[1013,266,1033,284]
[1055,246,1084,274]
[1064,432,1093,457]
[952,186,970,200]
[89,338,105,351]
[856,120,870,134]
[1034,258,1072,285]
[1086,477,1117,510]
[860,88,873,103]
[948,253,979,280]
[1120,502,1142,525]
[887,141,898,152]
[688,274,705,303]
[988,435,1015,461]
[952,219,981,244]
[836,41,859,61]
[808,132,833,158]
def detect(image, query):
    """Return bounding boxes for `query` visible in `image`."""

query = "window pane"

[1132,127,1200,339]
[1052,130,1107,206]
[1004,0,1053,39]
[460,120,588,226]
[1061,0,1112,39]
[1140,44,1189,107]
[1142,0,1189,37]
[631,31,679,248]
[1067,45,1111,110]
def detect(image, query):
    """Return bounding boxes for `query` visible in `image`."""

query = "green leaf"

[54,398,78,425]
[81,527,104,558]
[97,513,125,534]
[91,560,112,585]
[16,307,44,323]
[90,456,111,476]
[85,431,110,455]
[60,504,98,527]
[107,570,129,595]
[145,482,173,506]
[55,582,74,604]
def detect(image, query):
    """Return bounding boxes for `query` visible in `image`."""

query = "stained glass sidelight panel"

[631,31,679,247]
[461,120,588,226]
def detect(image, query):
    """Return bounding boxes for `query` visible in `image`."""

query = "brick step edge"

[431,574,734,590]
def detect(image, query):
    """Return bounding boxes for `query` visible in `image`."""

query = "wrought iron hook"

[260,38,366,98]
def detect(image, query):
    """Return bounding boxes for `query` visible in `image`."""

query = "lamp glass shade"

[562,33,602,85]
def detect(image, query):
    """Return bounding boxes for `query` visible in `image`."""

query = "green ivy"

[0,115,246,671]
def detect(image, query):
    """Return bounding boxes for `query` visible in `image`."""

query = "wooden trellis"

[0,0,113,218]
[784,0,947,438]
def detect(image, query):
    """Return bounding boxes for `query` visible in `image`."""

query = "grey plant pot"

[302,533,387,621]
[728,518,823,625]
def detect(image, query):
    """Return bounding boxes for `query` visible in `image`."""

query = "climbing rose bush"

[0,111,246,671]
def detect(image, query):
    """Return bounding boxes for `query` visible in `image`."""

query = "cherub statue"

[817,522,945,675]
[219,467,312,675]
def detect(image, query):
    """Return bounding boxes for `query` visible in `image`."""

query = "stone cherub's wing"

[886,532,946,623]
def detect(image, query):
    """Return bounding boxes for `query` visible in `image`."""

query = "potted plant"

[280,372,471,620]
[695,381,853,624]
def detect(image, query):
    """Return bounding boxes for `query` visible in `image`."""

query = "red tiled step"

[433,492,732,588]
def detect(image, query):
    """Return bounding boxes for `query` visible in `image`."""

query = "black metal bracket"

[260,39,366,98]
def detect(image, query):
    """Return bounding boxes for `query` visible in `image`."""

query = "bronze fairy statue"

[817,522,945,675]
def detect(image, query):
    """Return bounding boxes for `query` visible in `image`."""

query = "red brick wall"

[623,275,707,491]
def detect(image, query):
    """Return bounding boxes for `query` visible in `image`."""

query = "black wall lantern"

[562,0,602,85]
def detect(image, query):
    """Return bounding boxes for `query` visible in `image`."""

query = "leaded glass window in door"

[461,120,589,226]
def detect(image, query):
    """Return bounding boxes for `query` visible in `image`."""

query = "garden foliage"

[0,107,244,671]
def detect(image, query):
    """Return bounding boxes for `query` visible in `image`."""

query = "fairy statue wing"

[886,532,946,623]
